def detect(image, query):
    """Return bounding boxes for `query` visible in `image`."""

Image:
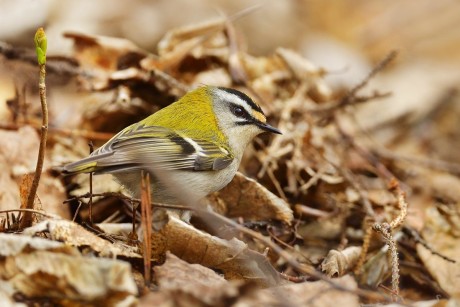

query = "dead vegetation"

[0,3,460,306]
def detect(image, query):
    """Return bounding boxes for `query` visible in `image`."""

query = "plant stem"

[21,28,48,229]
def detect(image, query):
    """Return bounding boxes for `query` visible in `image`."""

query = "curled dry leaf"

[152,252,239,306]
[321,246,362,277]
[23,219,141,259]
[151,213,280,287]
[208,172,294,225]
[0,233,138,305]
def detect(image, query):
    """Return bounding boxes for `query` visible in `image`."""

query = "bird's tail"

[62,156,100,174]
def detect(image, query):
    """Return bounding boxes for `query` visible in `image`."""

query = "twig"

[63,192,190,211]
[0,122,114,141]
[375,148,460,176]
[21,28,48,229]
[403,227,456,263]
[341,50,398,107]
[88,141,94,224]
[0,208,60,220]
[0,40,80,77]
[280,272,310,283]
[140,171,153,287]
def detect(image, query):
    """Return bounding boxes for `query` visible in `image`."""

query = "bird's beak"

[257,122,282,134]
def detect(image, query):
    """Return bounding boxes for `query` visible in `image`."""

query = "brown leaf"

[235,275,359,307]
[23,219,141,259]
[0,233,137,305]
[153,253,238,305]
[64,32,146,72]
[417,207,460,298]
[152,213,280,287]
[321,246,362,277]
[209,172,293,225]
[0,233,77,257]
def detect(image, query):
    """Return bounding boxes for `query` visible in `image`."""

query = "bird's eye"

[231,105,245,117]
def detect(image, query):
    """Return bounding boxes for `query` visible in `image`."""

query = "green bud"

[34,27,47,65]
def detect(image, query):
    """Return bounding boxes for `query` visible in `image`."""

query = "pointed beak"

[257,122,282,134]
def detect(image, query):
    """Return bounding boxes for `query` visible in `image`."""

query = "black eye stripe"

[230,103,251,120]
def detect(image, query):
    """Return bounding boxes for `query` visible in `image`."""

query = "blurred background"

[1,0,459,157]
[1,0,459,76]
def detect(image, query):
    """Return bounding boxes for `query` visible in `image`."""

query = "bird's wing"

[63,124,234,175]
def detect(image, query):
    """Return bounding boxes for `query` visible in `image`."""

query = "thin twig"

[0,208,60,220]
[63,192,190,211]
[0,122,114,141]
[21,28,48,229]
[88,141,94,224]
[140,171,153,287]
[375,148,460,176]
[341,50,398,107]
[403,227,456,263]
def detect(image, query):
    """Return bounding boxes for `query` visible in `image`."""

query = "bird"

[63,86,281,218]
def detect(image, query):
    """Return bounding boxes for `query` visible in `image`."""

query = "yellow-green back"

[138,86,226,144]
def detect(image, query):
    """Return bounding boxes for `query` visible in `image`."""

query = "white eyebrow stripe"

[215,90,254,114]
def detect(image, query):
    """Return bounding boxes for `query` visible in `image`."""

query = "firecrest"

[63,86,281,214]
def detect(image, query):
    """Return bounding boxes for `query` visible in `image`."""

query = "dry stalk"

[372,223,400,299]
[140,171,153,287]
[370,180,408,300]
[354,218,374,275]
[388,179,407,229]
[21,28,48,229]
[88,141,94,224]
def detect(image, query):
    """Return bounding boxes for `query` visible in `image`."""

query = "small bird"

[63,86,281,213]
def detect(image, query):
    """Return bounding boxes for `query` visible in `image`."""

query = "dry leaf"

[23,219,141,259]
[321,246,362,277]
[209,172,293,225]
[64,32,146,72]
[0,233,137,305]
[417,206,460,298]
[1,251,137,305]
[234,275,359,307]
[0,233,77,257]
[153,252,238,305]
[152,213,280,287]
